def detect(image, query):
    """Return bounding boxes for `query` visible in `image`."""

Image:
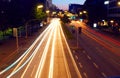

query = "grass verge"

[61,22,74,39]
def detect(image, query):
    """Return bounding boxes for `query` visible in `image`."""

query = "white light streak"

[6,24,53,78]
[59,21,82,78]
[21,24,53,78]
[48,20,58,78]
[35,22,55,78]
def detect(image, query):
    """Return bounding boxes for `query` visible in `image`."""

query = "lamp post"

[37,5,43,9]
[25,5,43,39]
[83,11,87,14]
[118,1,120,6]
[46,10,50,23]
[104,1,109,18]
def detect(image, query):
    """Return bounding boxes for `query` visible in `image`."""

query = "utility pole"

[13,28,19,51]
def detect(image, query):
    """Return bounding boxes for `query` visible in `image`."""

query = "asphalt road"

[69,21,120,78]
[0,18,82,78]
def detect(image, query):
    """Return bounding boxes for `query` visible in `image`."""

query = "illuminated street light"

[83,11,87,14]
[79,12,83,15]
[117,1,120,6]
[46,10,50,14]
[104,1,109,5]
[37,5,43,9]
[110,20,114,23]
[52,12,56,15]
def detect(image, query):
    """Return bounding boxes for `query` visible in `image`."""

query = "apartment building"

[108,0,120,19]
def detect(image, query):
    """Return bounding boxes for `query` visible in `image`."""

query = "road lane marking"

[59,22,71,78]
[78,62,83,68]
[48,21,57,78]
[101,72,107,77]
[36,23,55,78]
[83,51,86,54]
[87,55,91,60]
[20,26,54,78]
[83,72,88,78]
[75,55,78,60]
[60,22,82,78]
[93,62,99,69]
[73,50,76,54]
[0,24,53,75]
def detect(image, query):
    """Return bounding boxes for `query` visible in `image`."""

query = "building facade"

[108,0,120,19]
[69,4,83,14]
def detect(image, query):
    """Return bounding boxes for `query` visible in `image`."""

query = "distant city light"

[37,5,43,9]
[104,1,109,5]
[93,23,97,28]
[79,12,83,15]
[83,11,87,14]
[118,1,120,6]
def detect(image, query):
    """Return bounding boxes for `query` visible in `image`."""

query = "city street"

[69,21,120,78]
[0,18,81,78]
[1,0,120,78]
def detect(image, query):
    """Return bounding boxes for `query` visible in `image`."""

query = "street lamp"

[118,1,120,6]
[104,1,109,5]
[52,11,56,15]
[79,12,83,15]
[46,10,50,14]
[37,5,43,9]
[83,11,87,14]
[25,5,44,39]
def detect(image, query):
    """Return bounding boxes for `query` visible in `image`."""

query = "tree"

[35,8,47,21]
[61,14,70,23]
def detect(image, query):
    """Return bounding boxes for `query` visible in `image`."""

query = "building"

[84,0,107,23]
[108,0,120,20]
[69,4,83,14]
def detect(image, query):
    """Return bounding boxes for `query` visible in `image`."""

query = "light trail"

[83,30,119,55]
[35,21,55,78]
[48,19,59,78]
[1,18,83,78]
[6,24,53,78]
[48,26,56,78]
[60,21,82,78]
[21,24,54,78]
[59,22,71,78]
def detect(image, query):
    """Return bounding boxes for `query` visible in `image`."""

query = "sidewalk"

[0,26,47,71]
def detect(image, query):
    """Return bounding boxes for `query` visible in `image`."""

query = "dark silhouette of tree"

[61,14,70,23]
[84,0,107,23]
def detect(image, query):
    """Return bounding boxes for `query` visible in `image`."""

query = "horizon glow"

[52,0,86,10]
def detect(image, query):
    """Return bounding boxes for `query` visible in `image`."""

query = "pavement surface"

[0,18,82,78]
[0,26,46,71]
[66,21,120,78]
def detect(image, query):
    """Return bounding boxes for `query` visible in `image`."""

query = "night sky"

[52,0,86,10]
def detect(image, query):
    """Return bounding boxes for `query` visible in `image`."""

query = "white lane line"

[101,72,107,77]
[83,72,88,78]
[73,50,76,54]
[36,24,55,78]
[87,55,91,60]
[93,62,99,69]
[60,27,71,78]
[31,65,36,77]
[48,21,57,78]
[0,24,52,75]
[83,51,86,54]
[75,55,78,60]
[78,62,83,68]
[60,21,82,78]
